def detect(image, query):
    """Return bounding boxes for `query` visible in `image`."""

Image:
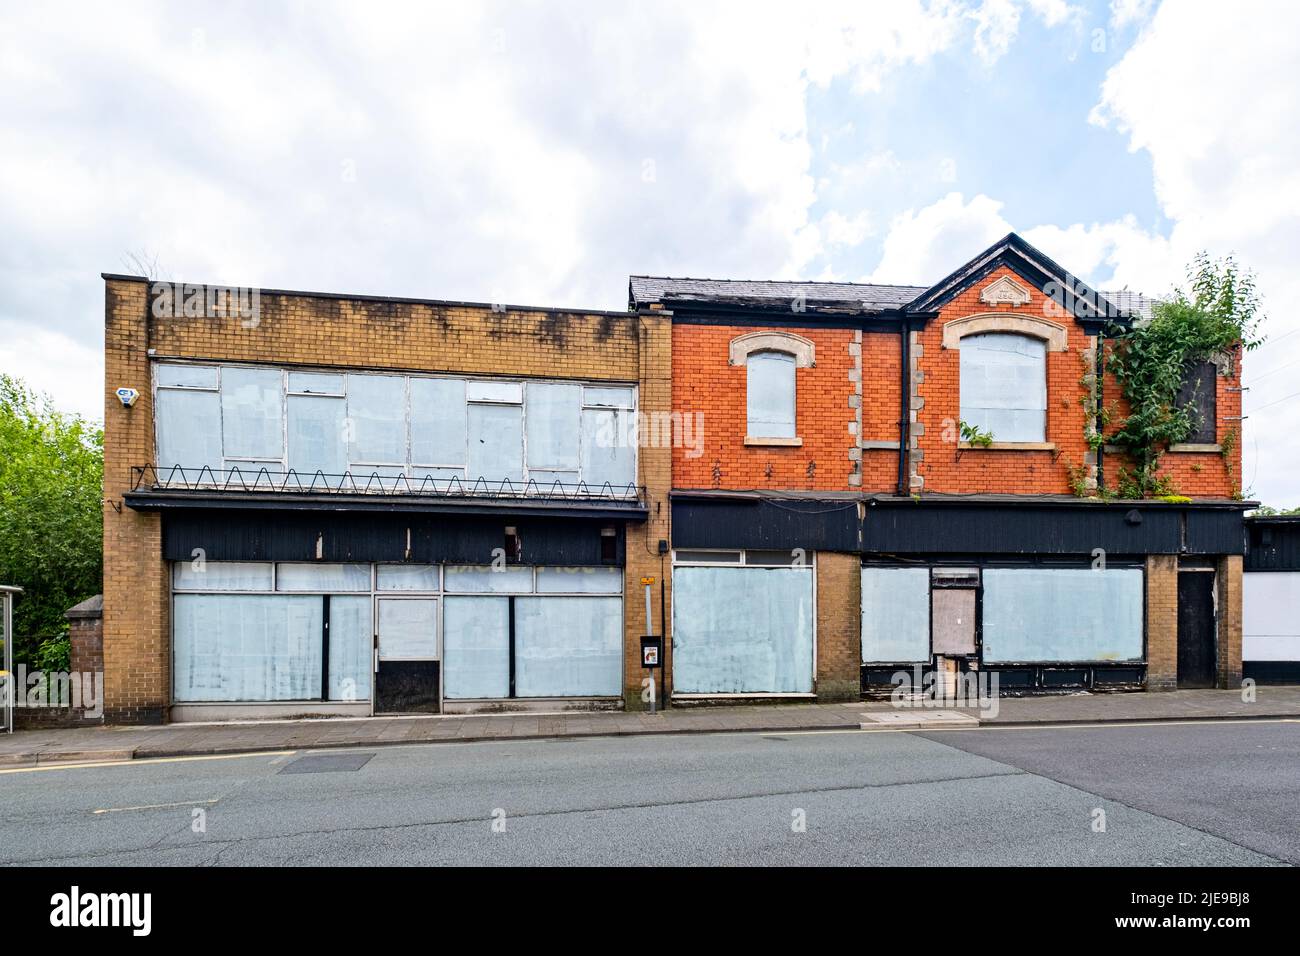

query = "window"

[514,597,622,696]
[861,567,930,663]
[221,367,283,461]
[746,351,796,438]
[1175,360,1218,444]
[959,332,1046,442]
[152,362,636,493]
[981,568,1144,663]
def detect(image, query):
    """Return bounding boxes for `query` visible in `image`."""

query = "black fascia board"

[124,490,649,521]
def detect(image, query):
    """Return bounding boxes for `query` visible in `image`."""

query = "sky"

[2,0,1298,505]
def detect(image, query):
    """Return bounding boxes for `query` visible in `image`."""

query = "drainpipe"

[897,316,910,496]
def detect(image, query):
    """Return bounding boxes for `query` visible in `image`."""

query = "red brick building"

[639,234,1247,701]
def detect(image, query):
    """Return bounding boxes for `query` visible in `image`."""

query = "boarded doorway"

[1177,570,1217,688]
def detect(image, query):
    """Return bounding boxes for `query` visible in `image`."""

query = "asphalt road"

[1,719,1294,866]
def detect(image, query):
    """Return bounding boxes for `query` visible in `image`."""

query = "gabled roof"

[630,233,1146,327]
[903,232,1134,327]
[627,275,927,314]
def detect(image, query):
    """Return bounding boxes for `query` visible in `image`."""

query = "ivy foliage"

[1105,253,1264,498]
[0,375,103,664]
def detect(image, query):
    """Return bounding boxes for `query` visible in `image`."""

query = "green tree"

[0,375,103,665]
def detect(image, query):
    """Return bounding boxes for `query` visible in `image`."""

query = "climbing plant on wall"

[1105,253,1265,499]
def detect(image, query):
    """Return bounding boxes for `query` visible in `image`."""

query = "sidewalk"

[3,686,1298,767]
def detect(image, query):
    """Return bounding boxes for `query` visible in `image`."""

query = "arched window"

[746,351,796,438]
[959,332,1046,443]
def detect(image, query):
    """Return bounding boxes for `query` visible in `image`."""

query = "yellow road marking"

[93,798,220,814]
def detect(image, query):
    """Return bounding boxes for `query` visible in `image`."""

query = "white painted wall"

[1243,572,1300,661]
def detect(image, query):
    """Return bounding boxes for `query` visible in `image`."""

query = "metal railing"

[130,464,643,502]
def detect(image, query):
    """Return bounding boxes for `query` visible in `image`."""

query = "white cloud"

[1108,0,1154,32]
[868,192,1012,284]
[1087,0,1300,505]
[968,0,1023,65]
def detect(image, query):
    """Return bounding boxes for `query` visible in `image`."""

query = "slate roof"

[628,275,928,313]
[630,233,1153,322]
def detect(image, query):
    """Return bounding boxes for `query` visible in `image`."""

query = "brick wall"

[672,324,859,490]
[912,267,1094,495]
[103,277,671,721]
[815,552,861,701]
[1146,555,1179,690]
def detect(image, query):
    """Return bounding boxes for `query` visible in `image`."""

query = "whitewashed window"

[287,394,346,476]
[466,381,523,404]
[376,598,439,660]
[157,364,218,389]
[173,561,273,592]
[583,386,634,408]
[376,564,441,591]
[156,388,222,479]
[410,378,466,467]
[347,374,406,465]
[535,566,622,593]
[580,407,636,489]
[173,594,322,702]
[443,565,533,593]
[221,367,284,461]
[982,567,1144,663]
[275,563,371,592]
[861,567,931,663]
[287,371,344,395]
[526,382,581,471]
[467,403,523,484]
[959,333,1046,442]
[328,596,372,701]
[514,597,622,697]
[746,352,796,438]
[442,597,511,698]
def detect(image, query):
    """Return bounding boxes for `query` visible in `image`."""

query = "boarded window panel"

[515,597,622,697]
[173,561,273,592]
[377,598,439,660]
[580,408,636,489]
[173,594,322,702]
[443,565,533,593]
[931,588,976,655]
[410,378,467,465]
[329,596,372,701]
[959,333,1046,442]
[535,566,622,594]
[671,566,813,694]
[221,367,284,460]
[746,352,796,438]
[526,382,581,471]
[156,388,223,478]
[276,563,371,592]
[982,568,1144,663]
[861,567,931,662]
[347,374,406,464]
[287,394,347,476]
[467,403,523,484]
[157,364,218,389]
[443,597,510,698]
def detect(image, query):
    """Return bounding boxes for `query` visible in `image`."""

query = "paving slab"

[1,685,1296,764]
